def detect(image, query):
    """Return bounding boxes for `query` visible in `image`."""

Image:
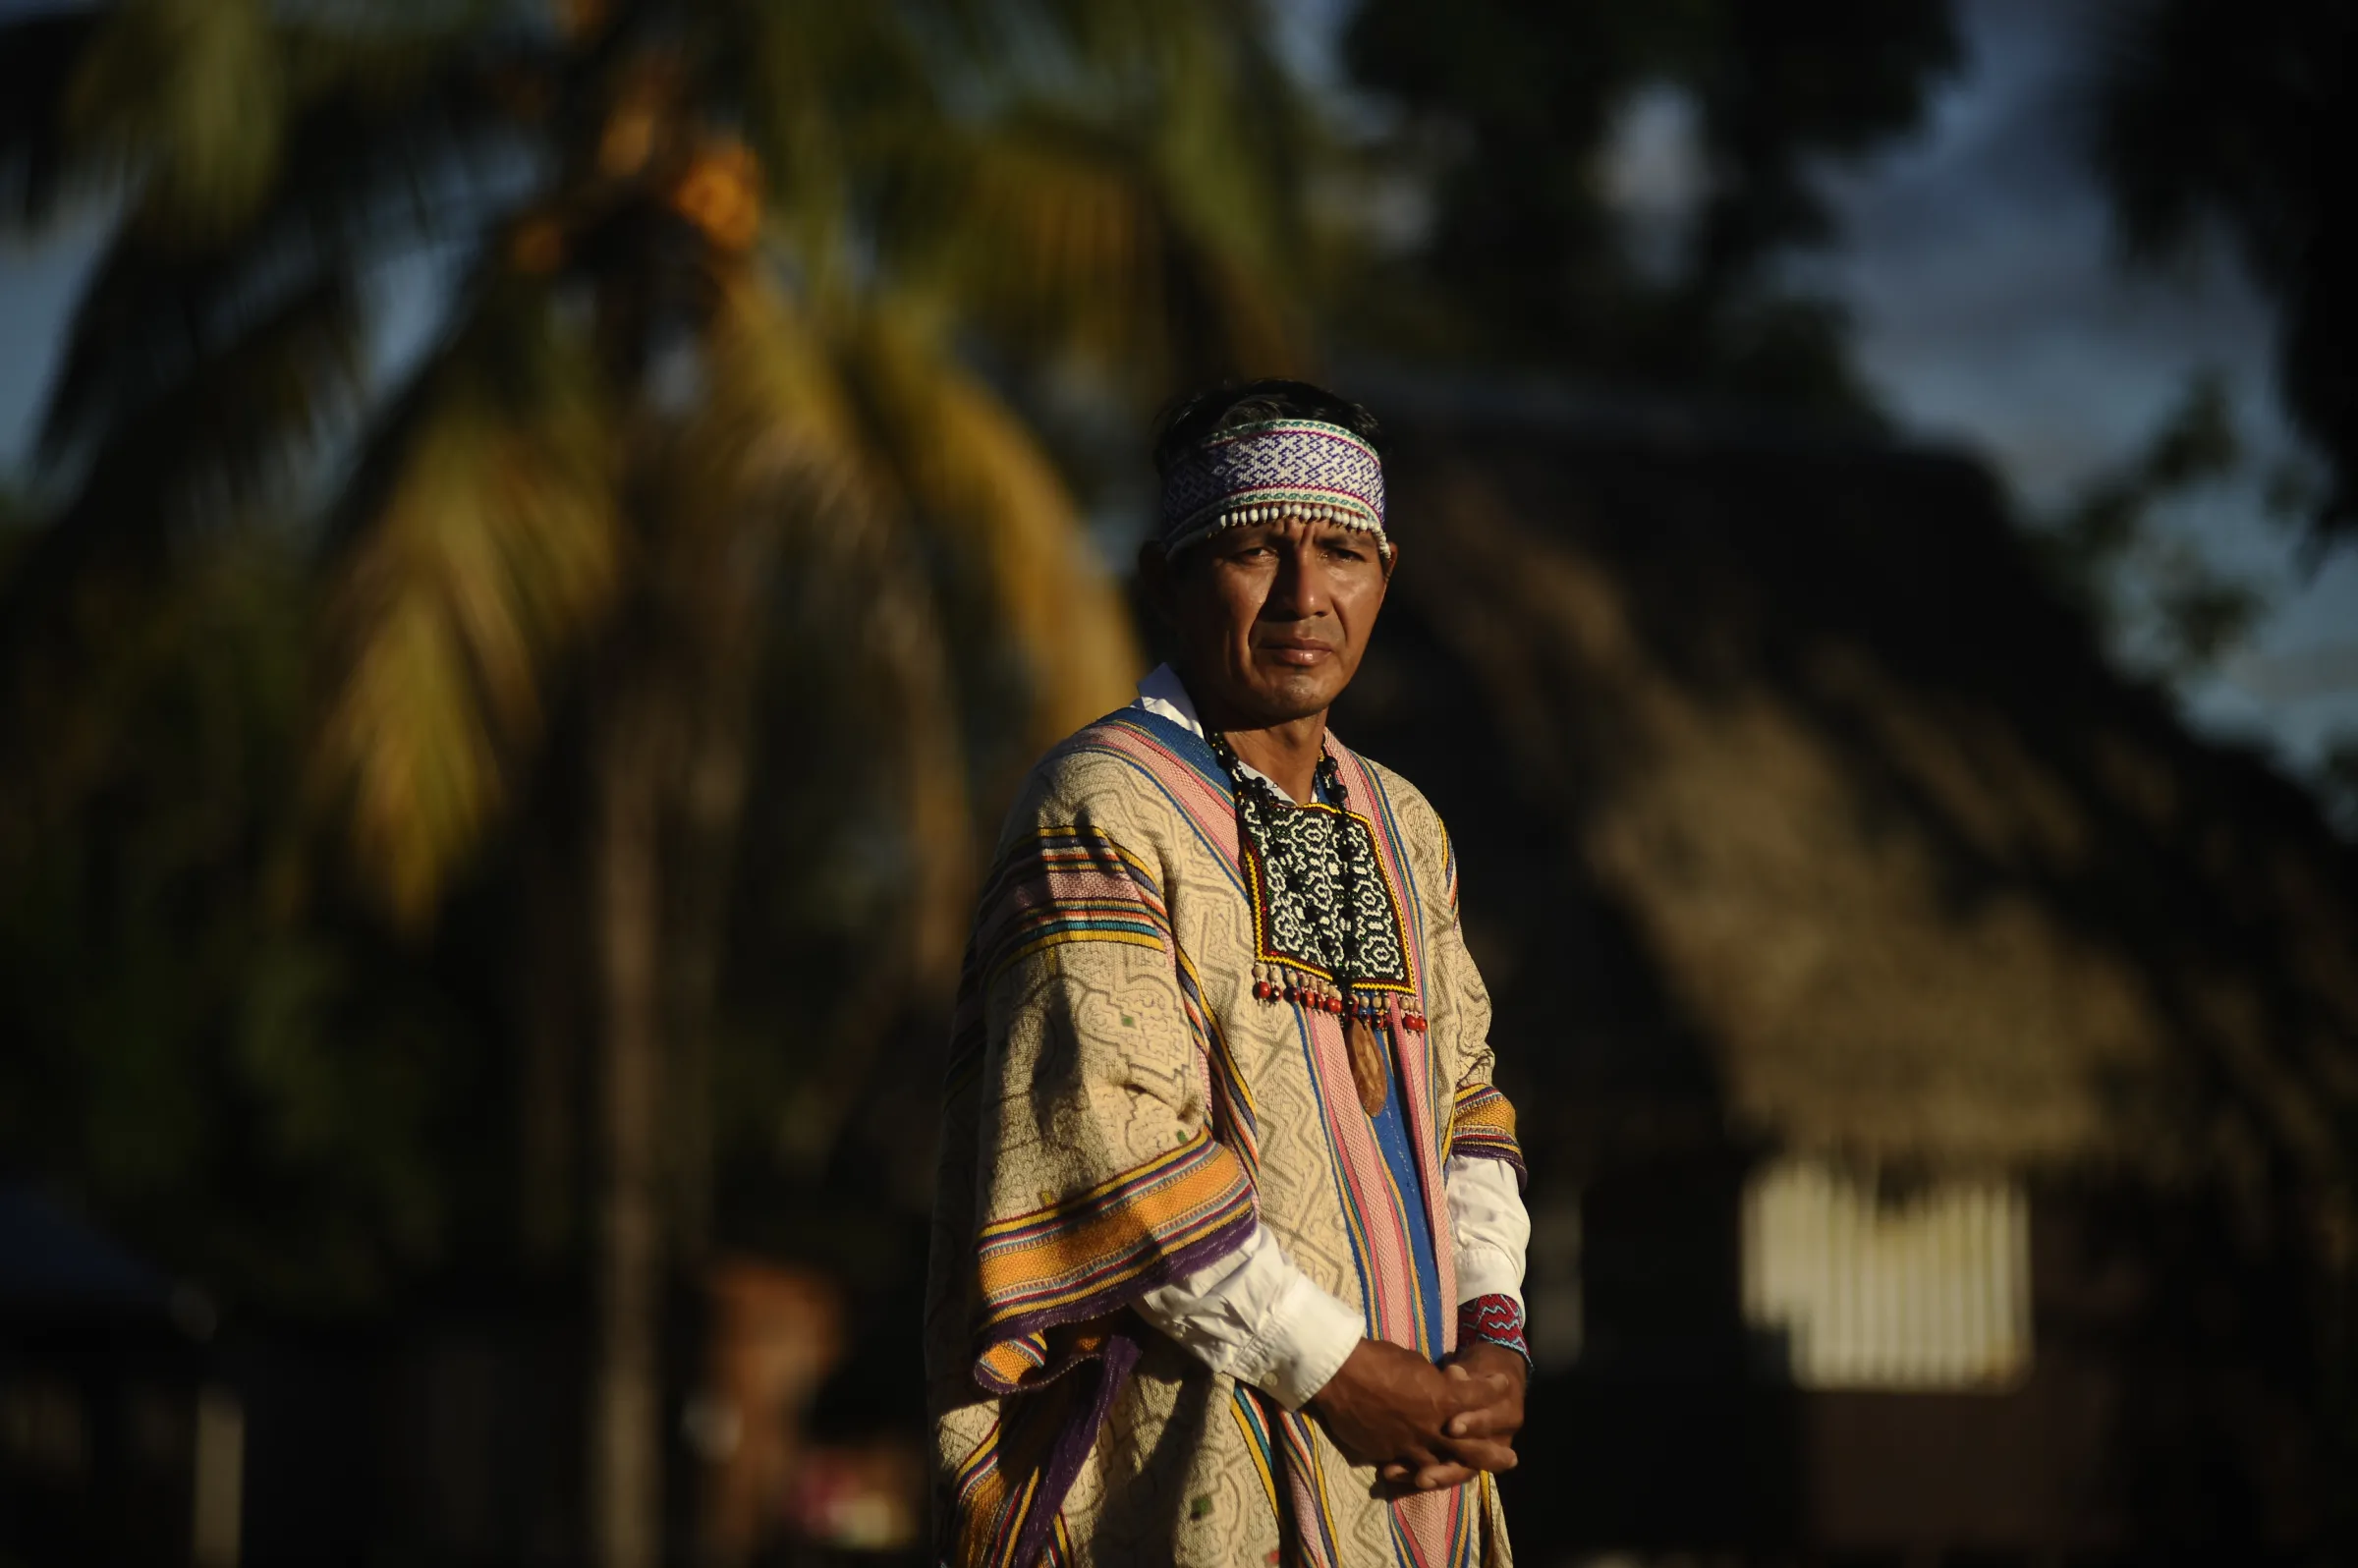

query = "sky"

[0,198,107,474]
[1575,0,2358,777]
[1791,0,2358,771]
[3,0,2352,780]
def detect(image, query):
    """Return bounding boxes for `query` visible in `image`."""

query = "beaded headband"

[1158,419,1388,557]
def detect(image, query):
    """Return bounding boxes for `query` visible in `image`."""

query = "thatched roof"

[1332,398,2358,1184]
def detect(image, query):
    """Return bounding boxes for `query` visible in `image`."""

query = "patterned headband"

[1158,419,1388,557]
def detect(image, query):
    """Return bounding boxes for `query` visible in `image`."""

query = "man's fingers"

[1436,1372,1499,1417]
[1445,1396,1525,1440]
[1379,1442,1515,1496]
[1409,1462,1477,1491]
[1442,1433,1518,1471]
[1439,1372,1514,1428]
[1432,1435,1518,1474]
[1381,1441,1448,1474]
[1374,1435,1517,1494]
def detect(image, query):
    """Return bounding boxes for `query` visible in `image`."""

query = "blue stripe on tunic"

[1368,1046,1446,1360]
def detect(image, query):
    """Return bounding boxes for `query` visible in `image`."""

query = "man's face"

[1150,516,1394,727]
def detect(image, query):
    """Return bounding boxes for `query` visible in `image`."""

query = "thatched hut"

[1331,391,2358,1564]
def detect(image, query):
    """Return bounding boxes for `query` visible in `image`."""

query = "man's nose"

[1268,539,1332,618]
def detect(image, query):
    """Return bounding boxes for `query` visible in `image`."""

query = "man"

[926,381,1530,1567]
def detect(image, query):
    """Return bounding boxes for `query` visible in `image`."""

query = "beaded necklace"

[1209,733,1400,1116]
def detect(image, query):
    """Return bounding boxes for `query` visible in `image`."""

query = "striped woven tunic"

[924,707,1522,1568]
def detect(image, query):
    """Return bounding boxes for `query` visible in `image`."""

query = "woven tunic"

[925,708,1523,1568]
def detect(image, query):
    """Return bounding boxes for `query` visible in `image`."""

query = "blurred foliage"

[2034,372,2271,682]
[0,1,1321,1535]
[0,0,1319,930]
[2094,0,2358,548]
[1336,0,1960,411]
[0,510,495,1309]
[2321,733,2358,838]
[0,0,1315,1327]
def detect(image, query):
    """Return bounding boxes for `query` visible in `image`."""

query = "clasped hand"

[1305,1337,1524,1494]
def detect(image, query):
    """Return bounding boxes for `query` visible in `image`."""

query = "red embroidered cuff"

[1457,1292,1530,1371]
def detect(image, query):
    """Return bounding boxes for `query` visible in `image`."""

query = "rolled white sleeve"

[1445,1154,1530,1311]
[1134,1224,1365,1411]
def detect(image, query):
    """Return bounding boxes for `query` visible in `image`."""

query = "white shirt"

[1127,664,1533,1408]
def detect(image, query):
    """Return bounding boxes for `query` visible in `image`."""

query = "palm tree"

[1,1,1310,1560]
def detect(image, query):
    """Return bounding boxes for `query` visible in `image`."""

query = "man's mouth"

[1258,638,1336,668]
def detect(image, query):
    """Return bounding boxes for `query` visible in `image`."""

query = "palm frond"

[9,49,530,706]
[656,260,983,989]
[313,277,620,927]
[846,517,979,990]
[848,302,1143,746]
[941,111,1159,360]
[675,264,875,549]
[918,91,1305,391]
[66,0,289,247]
[722,0,953,293]
[0,270,364,644]
[40,32,527,467]
[39,228,325,472]
[0,12,102,230]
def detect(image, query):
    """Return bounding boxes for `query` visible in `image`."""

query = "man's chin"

[1236,670,1346,725]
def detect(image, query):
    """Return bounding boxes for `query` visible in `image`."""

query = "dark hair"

[1151,378,1383,480]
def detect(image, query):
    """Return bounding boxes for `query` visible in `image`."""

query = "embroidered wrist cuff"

[1457,1292,1530,1371]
